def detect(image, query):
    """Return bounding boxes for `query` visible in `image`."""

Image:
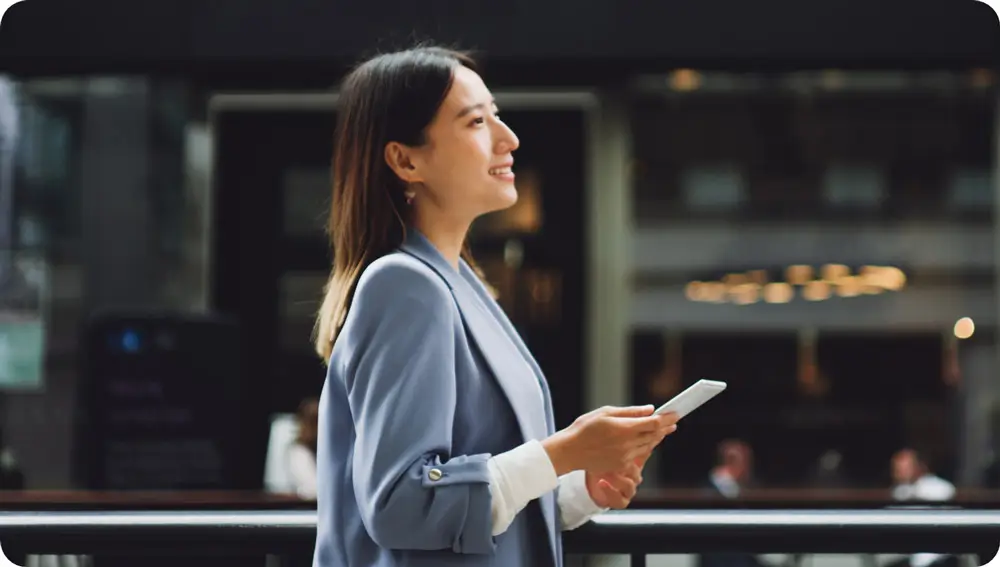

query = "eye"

[470,116,486,126]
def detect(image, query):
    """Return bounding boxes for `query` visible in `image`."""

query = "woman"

[286,398,319,499]
[311,45,679,567]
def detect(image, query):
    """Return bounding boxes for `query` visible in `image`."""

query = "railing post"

[629,553,646,567]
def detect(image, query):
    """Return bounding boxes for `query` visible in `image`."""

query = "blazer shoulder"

[355,252,453,310]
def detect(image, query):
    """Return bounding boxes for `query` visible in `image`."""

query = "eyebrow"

[455,99,497,120]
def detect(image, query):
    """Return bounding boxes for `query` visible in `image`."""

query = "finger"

[597,479,631,509]
[629,436,667,459]
[657,412,681,426]
[626,443,656,463]
[632,424,676,446]
[634,451,652,468]
[620,477,638,500]
[601,405,656,418]
[623,453,646,472]
[603,473,638,501]
[610,464,642,487]
[609,415,663,433]
[624,462,643,483]
[648,415,680,432]
[586,405,614,418]
[659,423,679,438]
[649,423,678,440]
[621,437,657,460]
[596,479,628,506]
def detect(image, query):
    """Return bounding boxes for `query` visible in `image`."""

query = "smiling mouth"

[489,167,512,175]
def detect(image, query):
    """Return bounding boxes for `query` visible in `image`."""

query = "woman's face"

[385,66,520,224]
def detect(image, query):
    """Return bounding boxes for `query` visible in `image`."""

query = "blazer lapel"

[398,230,549,445]
[457,262,561,563]
[459,263,553,417]
[399,229,560,567]
[449,283,549,443]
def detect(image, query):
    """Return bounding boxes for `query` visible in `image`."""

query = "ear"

[384,141,424,184]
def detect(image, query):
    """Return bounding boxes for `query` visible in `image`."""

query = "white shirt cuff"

[487,439,560,536]
[557,469,609,530]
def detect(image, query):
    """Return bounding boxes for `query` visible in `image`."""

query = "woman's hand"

[585,459,642,509]
[542,406,678,476]
[584,430,674,509]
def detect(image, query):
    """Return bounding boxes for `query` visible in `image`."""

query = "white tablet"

[654,379,727,419]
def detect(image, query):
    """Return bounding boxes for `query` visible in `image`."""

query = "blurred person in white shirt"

[889,448,957,567]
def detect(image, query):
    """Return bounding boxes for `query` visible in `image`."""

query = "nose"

[494,120,519,154]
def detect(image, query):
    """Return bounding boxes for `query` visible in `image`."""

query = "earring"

[404,191,415,205]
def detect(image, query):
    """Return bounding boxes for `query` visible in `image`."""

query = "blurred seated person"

[891,448,954,502]
[699,440,764,567]
[887,448,957,567]
[708,439,753,499]
[287,398,319,499]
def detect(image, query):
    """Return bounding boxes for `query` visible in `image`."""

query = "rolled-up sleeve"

[557,470,608,530]
[343,258,495,554]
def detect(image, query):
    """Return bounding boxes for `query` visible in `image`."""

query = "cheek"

[418,155,473,205]
[420,132,497,205]
[455,134,492,172]
[438,137,491,183]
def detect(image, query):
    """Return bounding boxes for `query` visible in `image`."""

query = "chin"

[493,183,519,210]
[475,182,519,216]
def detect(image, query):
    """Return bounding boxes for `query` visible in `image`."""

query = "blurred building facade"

[0,0,996,497]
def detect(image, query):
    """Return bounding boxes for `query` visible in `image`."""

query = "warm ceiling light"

[821,264,850,282]
[881,266,906,290]
[747,270,768,285]
[703,282,727,303]
[803,281,832,301]
[763,282,794,304]
[723,273,749,286]
[785,265,813,285]
[862,284,884,295]
[860,265,907,291]
[689,281,729,303]
[954,317,975,340]
[685,264,904,305]
[685,281,704,302]
[836,276,864,297]
[730,283,760,305]
[670,69,702,91]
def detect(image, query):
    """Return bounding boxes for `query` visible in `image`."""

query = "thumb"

[602,405,656,418]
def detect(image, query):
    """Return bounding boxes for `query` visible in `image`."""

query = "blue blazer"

[312,229,563,567]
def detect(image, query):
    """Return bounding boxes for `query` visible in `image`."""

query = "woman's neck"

[411,215,470,270]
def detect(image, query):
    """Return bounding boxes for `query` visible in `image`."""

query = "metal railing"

[1,509,998,566]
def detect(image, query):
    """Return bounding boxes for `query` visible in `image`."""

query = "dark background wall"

[0,0,996,80]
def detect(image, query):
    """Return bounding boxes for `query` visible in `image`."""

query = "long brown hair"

[313,46,482,361]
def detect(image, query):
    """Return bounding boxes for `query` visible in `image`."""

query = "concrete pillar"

[583,92,635,567]
[987,91,1000,481]
[78,77,156,308]
[585,92,633,411]
[956,338,995,485]
[962,91,1000,487]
